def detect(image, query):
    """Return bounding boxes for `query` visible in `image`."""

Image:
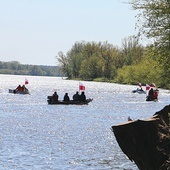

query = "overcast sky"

[0,0,141,66]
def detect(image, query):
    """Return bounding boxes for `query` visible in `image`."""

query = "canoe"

[9,89,30,95]
[146,89,159,101]
[146,96,158,102]
[132,89,146,94]
[47,96,93,105]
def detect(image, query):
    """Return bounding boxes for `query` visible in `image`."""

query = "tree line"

[56,0,170,89]
[56,39,165,85]
[0,61,63,77]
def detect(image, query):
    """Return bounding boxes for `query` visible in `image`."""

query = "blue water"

[0,74,169,170]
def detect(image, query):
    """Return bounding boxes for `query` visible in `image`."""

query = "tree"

[56,51,71,78]
[79,56,103,80]
[129,0,170,88]
[130,0,170,44]
[100,42,118,79]
[121,35,144,65]
[30,65,45,76]
[67,42,85,78]
[114,45,163,86]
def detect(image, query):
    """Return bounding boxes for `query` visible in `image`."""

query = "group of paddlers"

[15,84,28,92]
[134,82,159,101]
[147,85,159,101]
[52,91,86,102]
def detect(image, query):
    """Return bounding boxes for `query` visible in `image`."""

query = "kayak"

[132,89,146,94]
[9,89,30,95]
[47,96,93,105]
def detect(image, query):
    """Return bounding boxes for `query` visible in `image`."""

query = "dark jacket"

[79,92,86,101]
[63,93,70,101]
[73,92,80,101]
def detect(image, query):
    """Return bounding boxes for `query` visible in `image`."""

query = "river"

[0,74,169,170]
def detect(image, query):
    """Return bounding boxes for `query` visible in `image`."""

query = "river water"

[0,74,169,170]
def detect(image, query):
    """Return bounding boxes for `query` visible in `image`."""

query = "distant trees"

[56,38,144,81]
[56,37,169,89]
[0,61,62,77]
[55,0,170,89]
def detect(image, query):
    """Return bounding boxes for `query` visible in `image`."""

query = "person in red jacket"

[153,89,159,100]
[16,85,22,91]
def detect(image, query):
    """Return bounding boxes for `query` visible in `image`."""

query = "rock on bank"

[111,105,170,170]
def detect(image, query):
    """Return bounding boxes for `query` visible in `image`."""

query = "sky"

[0,0,141,66]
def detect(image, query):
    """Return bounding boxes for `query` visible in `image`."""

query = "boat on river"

[9,89,30,95]
[146,89,159,101]
[47,96,93,105]
[146,96,158,102]
[132,89,146,94]
[146,95,158,102]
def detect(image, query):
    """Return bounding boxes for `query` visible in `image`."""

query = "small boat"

[9,89,30,95]
[146,89,159,101]
[132,89,146,94]
[146,95,158,102]
[47,96,93,105]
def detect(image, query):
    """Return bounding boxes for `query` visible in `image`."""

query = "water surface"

[0,75,169,170]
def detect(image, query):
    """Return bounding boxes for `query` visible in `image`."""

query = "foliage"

[130,0,170,43]
[121,36,144,65]
[55,0,170,90]
[80,56,103,80]
[115,53,162,85]
[0,61,62,77]
[56,38,169,89]
[57,0,170,89]
[128,0,170,88]
[56,38,145,81]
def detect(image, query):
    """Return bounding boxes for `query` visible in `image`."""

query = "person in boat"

[63,93,70,101]
[16,85,22,91]
[153,89,159,100]
[52,91,59,102]
[137,83,144,91]
[137,87,144,92]
[73,91,80,101]
[148,87,154,100]
[79,91,86,102]
[22,85,28,92]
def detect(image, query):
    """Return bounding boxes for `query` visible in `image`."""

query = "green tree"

[100,42,118,79]
[30,66,45,76]
[129,0,170,88]
[121,36,144,65]
[79,56,103,80]
[115,46,163,86]
[67,42,85,78]
[56,51,71,78]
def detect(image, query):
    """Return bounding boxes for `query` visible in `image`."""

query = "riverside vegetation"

[56,38,170,89]
[1,1,170,90]
[0,61,63,77]
[57,0,170,90]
